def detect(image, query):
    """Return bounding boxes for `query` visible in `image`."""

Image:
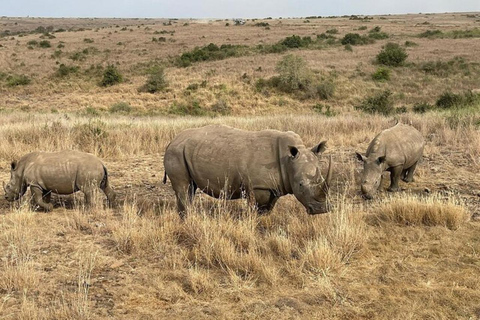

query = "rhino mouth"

[306,203,330,215]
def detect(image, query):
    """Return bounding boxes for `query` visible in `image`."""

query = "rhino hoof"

[387,187,399,192]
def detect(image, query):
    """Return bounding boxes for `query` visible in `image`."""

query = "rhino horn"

[324,156,333,189]
[2,181,6,192]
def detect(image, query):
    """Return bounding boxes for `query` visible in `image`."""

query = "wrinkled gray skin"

[356,123,425,199]
[163,125,333,218]
[3,151,116,211]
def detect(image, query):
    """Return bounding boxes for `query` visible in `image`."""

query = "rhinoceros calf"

[3,150,116,211]
[355,123,425,199]
[163,125,332,217]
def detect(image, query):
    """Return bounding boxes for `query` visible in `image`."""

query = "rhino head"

[287,141,332,214]
[4,160,27,202]
[355,152,386,199]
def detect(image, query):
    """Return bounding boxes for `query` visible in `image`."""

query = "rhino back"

[170,125,299,195]
[22,151,104,194]
[368,124,425,167]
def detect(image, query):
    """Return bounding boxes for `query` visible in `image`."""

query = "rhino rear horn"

[2,181,5,192]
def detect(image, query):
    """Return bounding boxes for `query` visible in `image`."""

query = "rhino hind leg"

[31,186,54,212]
[172,180,197,219]
[387,166,403,192]
[402,161,418,183]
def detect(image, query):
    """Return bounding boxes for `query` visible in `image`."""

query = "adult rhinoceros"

[3,150,116,210]
[163,125,332,217]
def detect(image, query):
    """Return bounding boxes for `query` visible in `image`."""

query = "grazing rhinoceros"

[163,125,332,217]
[3,150,116,210]
[355,123,425,199]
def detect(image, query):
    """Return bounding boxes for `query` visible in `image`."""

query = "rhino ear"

[355,152,366,162]
[288,146,299,159]
[311,141,327,155]
[11,160,17,171]
[377,156,386,164]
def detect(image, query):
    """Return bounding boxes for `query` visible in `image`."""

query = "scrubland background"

[0,13,480,319]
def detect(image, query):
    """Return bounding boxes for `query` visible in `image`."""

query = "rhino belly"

[194,172,245,200]
[41,176,78,194]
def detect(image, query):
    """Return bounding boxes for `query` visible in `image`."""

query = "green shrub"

[169,101,206,116]
[371,67,391,81]
[56,64,80,77]
[6,74,31,86]
[358,26,368,30]
[39,40,51,48]
[376,43,408,67]
[139,67,167,93]
[418,57,471,77]
[341,33,373,45]
[69,51,87,61]
[315,81,335,100]
[326,28,338,34]
[356,90,395,115]
[435,92,463,109]
[211,99,231,115]
[254,22,269,27]
[27,40,38,46]
[404,40,418,47]
[418,29,443,38]
[109,102,132,113]
[275,54,313,92]
[176,43,247,67]
[280,35,313,48]
[100,64,123,87]
[344,44,353,51]
[368,27,389,39]
[83,38,94,43]
[413,102,435,113]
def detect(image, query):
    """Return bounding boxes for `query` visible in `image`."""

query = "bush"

[55,64,80,77]
[27,40,38,46]
[376,43,408,67]
[176,43,247,67]
[368,27,389,39]
[404,40,418,47]
[83,38,94,43]
[139,67,167,93]
[313,103,337,116]
[100,64,123,87]
[315,81,335,100]
[109,102,132,113]
[6,74,31,86]
[371,67,391,81]
[341,33,373,45]
[211,99,231,115]
[39,40,51,48]
[413,102,435,113]
[169,101,206,116]
[280,35,312,48]
[344,44,353,52]
[356,90,395,115]
[275,54,313,92]
[418,29,443,38]
[326,28,338,34]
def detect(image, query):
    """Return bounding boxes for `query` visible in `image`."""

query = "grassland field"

[0,13,480,319]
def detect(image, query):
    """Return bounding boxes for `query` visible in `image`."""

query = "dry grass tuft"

[375,193,470,230]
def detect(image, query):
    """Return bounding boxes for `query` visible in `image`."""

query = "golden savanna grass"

[0,13,480,319]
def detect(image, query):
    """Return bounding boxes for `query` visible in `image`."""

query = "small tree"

[100,64,123,87]
[140,67,168,93]
[376,43,408,67]
[275,54,313,92]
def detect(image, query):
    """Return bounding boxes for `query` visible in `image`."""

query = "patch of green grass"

[109,101,133,113]
[6,74,31,86]
[371,67,391,81]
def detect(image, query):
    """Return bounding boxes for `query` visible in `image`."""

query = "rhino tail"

[100,165,109,189]
[163,171,168,184]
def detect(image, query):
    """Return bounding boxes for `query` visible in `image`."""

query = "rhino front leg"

[402,161,418,183]
[387,166,402,192]
[31,186,54,211]
[102,185,117,208]
[253,189,278,214]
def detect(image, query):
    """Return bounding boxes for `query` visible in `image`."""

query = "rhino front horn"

[325,156,333,188]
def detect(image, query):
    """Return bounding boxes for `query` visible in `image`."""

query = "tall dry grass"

[374,193,470,230]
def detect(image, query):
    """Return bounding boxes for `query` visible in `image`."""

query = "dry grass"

[0,13,480,319]
[374,193,470,230]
